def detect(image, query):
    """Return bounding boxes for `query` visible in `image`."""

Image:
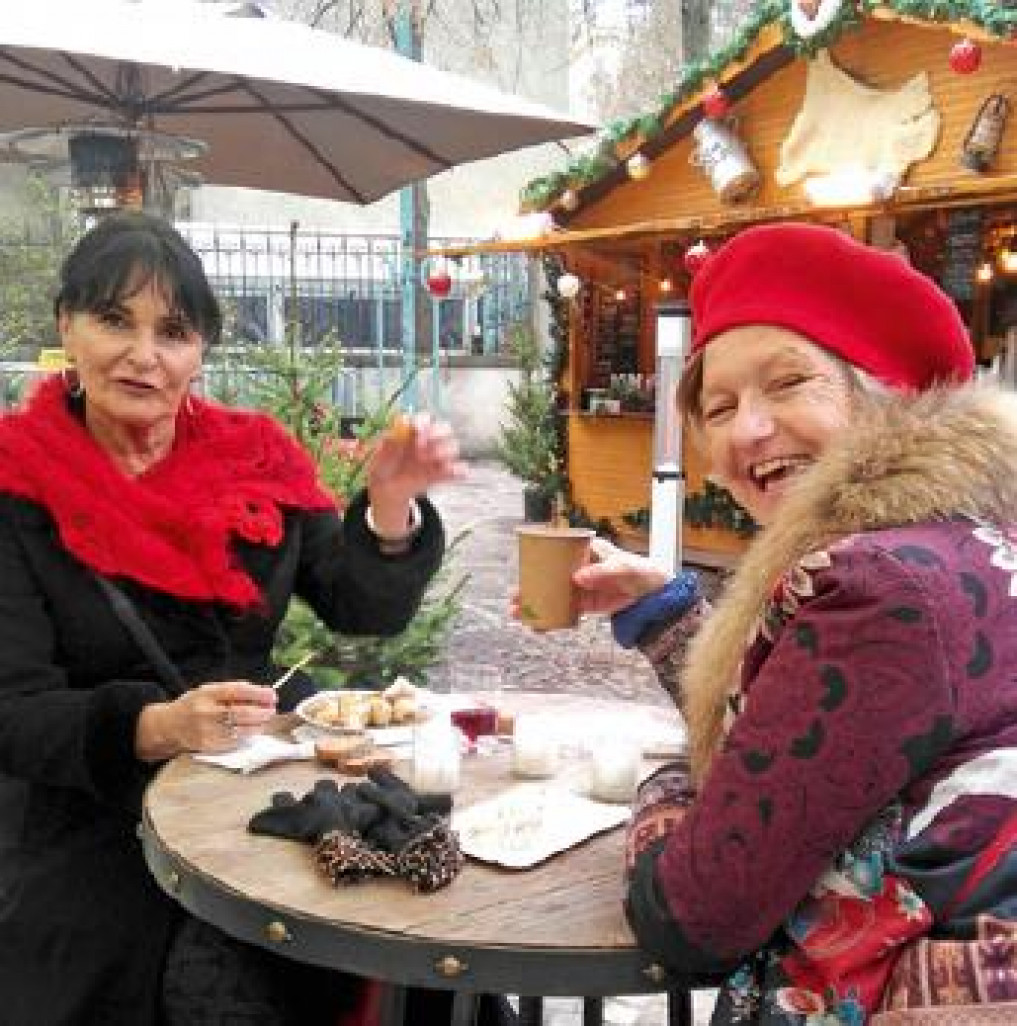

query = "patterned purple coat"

[625,387,1017,1024]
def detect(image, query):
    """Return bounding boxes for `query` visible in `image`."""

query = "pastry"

[368,697,393,727]
[314,734,370,766]
[388,413,414,443]
[390,696,417,724]
[339,750,398,775]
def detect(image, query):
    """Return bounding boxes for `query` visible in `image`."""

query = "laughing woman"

[570,224,1017,1024]
[0,211,462,1026]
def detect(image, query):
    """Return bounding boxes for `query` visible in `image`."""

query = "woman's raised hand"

[367,413,466,538]
[134,681,278,761]
[571,537,671,616]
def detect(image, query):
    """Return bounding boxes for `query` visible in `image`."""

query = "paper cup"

[516,526,594,631]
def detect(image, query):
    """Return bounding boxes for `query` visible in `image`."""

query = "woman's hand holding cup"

[510,534,671,629]
[569,537,670,616]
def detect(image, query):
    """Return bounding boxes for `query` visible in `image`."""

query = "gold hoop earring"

[61,366,83,398]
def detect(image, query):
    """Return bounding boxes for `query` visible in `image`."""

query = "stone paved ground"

[428,462,717,1026]
[428,464,667,706]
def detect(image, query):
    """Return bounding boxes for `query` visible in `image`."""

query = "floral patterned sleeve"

[626,543,960,977]
[636,597,712,709]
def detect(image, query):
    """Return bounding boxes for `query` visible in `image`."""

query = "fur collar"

[682,384,1017,781]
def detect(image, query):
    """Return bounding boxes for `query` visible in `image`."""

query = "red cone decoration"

[702,86,731,119]
[683,240,712,275]
[426,266,453,298]
[949,38,982,75]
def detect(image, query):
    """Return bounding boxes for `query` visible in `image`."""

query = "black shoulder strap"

[92,574,188,697]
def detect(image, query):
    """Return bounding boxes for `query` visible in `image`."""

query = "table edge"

[140,812,684,997]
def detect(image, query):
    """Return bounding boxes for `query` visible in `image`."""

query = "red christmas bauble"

[949,38,982,75]
[702,86,730,119]
[683,241,712,275]
[426,269,453,298]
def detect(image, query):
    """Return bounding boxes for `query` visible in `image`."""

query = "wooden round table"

[141,692,694,1026]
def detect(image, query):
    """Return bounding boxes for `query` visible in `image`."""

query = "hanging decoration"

[702,85,731,119]
[683,241,712,275]
[949,37,983,74]
[690,117,760,203]
[626,152,652,180]
[519,2,1017,213]
[425,261,453,298]
[961,93,1011,170]
[776,50,939,187]
[556,272,582,299]
[791,0,847,40]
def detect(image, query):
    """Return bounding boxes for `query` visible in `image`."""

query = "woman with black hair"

[0,210,463,1026]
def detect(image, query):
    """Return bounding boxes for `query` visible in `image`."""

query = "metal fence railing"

[177,224,532,357]
[0,222,533,412]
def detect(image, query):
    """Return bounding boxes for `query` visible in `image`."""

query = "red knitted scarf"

[0,375,337,608]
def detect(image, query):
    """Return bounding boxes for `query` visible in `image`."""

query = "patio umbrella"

[0,0,595,204]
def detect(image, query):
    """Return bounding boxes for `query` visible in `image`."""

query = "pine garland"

[540,254,570,508]
[519,0,1017,213]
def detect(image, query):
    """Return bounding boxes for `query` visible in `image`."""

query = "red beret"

[689,223,974,390]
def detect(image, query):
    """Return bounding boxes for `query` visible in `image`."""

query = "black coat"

[0,488,443,1026]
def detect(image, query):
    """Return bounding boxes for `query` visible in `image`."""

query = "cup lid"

[515,525,595,539]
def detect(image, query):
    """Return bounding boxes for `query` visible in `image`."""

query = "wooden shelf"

[682,546,739,571]
[568,410,655,420]
[616,530,741,571]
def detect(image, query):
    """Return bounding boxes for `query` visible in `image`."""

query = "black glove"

[253,773,464,892]
[395,819,465,892]
[367,766,453,818]
[316,818,464,893]
[248,779,381,843]
[356,771,451,855]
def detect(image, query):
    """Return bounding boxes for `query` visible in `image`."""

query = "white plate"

[453,784,630,869]
[641,739,687,760]
[294,691,427,746]
[295,690,377,735]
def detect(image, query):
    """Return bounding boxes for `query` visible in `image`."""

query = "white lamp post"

[649,302,692,574]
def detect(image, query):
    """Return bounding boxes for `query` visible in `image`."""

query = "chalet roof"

[521,0,1017,217]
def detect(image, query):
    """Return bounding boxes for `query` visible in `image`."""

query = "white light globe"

[557,273,581,299]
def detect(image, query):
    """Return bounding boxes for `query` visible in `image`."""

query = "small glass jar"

[589,734,641,804]
[511,714,559,779]
[411,711,461,796]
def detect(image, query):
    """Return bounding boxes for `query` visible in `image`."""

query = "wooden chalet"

[450,1,1017,566]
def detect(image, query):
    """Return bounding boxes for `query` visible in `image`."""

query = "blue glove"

[611,570,699,649]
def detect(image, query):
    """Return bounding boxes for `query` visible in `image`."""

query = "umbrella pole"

[396,5,423,413]
[400,199,418,412]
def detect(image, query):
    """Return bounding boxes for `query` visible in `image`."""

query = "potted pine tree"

[497,325,562,522]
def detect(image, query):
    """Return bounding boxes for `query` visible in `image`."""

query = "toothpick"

[271,652,316,690]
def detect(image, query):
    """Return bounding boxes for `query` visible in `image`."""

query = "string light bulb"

[557,272,581,299]
[626,152,651,180]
